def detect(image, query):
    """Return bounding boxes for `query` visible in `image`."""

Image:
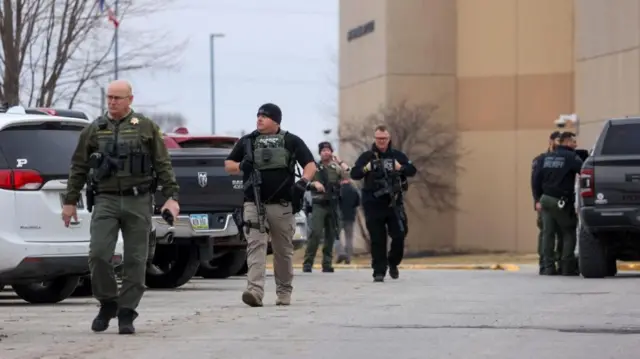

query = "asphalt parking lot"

[1,266,639,359]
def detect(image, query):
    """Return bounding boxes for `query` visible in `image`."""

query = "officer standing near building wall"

[532,131,583,276]
[62,80,180,334]
[531,131,563,274]
[350,124,417,282]
[302,142,350,273]
[224,103,316,307]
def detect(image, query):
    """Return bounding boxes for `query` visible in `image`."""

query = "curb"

[265,263,521,271]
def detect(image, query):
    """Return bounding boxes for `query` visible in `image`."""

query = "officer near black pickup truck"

[350,124,417,282]
[62,80,180,334]
[224,103,316,307]
[532,131,583,276]
[302,141,350,273]
[531,131,563,274]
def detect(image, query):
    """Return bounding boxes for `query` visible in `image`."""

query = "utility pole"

[114,0,119,80]
[209,33,225,134]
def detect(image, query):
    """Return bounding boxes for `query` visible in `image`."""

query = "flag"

[96,0,119,28]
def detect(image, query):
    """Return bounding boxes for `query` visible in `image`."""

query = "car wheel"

[71,275,93,297]
[145,243,200,289]
[199,249,247,279]
[578,225,607,278]
[12,276,81,304]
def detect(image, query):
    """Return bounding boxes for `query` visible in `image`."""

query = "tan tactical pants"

[244,202,296,299]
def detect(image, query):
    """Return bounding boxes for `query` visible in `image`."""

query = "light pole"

[209,33,225,134]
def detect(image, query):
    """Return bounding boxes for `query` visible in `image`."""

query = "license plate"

[189,214,209,231]
[60,194,85,209]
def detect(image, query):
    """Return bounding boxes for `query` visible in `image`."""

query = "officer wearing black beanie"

[225,103,317,307]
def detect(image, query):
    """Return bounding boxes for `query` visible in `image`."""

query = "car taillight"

[580,168,594,198]
[0,169,44,190]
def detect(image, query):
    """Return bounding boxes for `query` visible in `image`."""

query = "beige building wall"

[456,0,574,252]
[340,0,634,253]
[574,0,640,148]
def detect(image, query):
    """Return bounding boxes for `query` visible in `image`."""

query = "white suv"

[0,106,124,303]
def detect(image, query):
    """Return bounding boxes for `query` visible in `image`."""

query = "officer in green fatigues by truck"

[303,142,350,273]
[62,80,180,334]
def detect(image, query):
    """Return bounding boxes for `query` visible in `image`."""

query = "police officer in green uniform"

[62,80,180,334]
[302,142,350,273]
[225,103,316,307]
[531,131,563,274]
[532,131,582,275]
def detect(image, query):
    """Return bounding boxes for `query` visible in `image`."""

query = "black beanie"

[318,141,333,154]
[257,103,282,124]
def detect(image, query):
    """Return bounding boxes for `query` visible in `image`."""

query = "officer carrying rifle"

[302,142,350,273]
[225,103,316,308]
[351,124,417,282]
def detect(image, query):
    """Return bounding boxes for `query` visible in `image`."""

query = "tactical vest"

[252,131,292,171]
[312,161,341,202]
[94,113,153,179]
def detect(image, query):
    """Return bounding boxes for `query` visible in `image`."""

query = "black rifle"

[372,156,406,234]
[242,139,266,234]
[86,170,96,213]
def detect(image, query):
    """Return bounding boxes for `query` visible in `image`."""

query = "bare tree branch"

[0,0,187,110]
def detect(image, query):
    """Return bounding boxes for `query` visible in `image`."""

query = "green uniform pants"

[539,194,578,271]
[88,193,152,310]
[303,204,337,268]
[536,211,563,267]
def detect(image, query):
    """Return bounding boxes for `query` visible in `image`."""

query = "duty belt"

[96,186,151,197]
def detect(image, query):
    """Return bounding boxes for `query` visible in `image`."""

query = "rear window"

[0,122,86,174]
[600,123,640,155]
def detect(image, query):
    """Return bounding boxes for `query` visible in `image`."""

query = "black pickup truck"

[577,117,640,278]
[145,147,246,288]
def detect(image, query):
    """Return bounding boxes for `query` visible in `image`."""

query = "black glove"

[239,157,254,173]
[291,178,309,213]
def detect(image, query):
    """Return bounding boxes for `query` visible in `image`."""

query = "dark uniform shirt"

[350,145,417,205]
[532,145,583,202]
[227,129,315,203]
[65,111,179,205]
[530,151,549,209]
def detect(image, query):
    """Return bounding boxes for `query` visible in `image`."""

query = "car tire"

[71,276,93,297]
[12,276,81,304]
[578,225,607,278]
[606,255,618,277]
[236,261,248,276]
[199,249,247,279]
[145,243,200,289]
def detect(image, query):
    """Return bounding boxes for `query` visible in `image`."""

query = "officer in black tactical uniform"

[350,124,417,282]
[532,131,583,276]
[531,131,563,274]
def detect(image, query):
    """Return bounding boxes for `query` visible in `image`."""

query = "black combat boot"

[336,255,347,264]
[561,260,579,276]
[118,308,139,335]
[540,266,558,276]
[322,266,335,273]
[302,264,312,273]
[91,300,118,332]
[389,266,399,279]
[373,274,384,282]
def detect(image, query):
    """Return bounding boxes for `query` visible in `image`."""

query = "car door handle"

[69,220,82,226]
